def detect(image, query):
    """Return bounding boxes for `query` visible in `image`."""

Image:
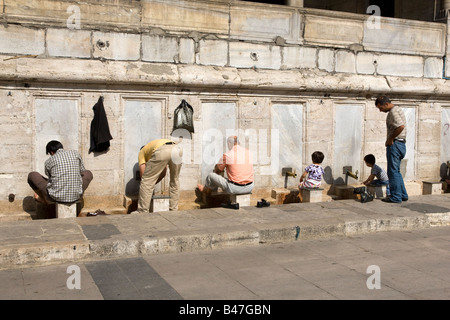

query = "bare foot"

[197,184,211,194]
[34,193,47,204]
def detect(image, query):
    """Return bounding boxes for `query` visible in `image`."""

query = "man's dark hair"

[375,96,391,106]
[46,140,64,155]
[312,151,324,164]
[364,154,376,165]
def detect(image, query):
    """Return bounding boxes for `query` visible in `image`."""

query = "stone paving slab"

[1,194,450,269]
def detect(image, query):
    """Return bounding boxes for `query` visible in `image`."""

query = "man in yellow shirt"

[137,139,183,212]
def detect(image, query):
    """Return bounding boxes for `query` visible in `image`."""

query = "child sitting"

[363,154,390,196]
[299,151,325,202]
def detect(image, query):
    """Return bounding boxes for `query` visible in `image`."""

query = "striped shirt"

[386,106,407,141]
[45,149,85,203]
[371,164,389,182]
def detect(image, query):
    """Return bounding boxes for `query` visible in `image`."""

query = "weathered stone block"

[422,181,443,195]
[198,40,228,66]
[151,195,170,212]
[376,54,423,77]
[424,57,443,79]
[47,28,91,58]
[229,193,251,206]
[304,15,363,47]
[179,38,195,64]
[56,202,77,219]
[230,3,300,43]
[335,51,356,73]
[141,0,229,34]
[93,31,140,61]
[229,42,281,69]
[282,46,316,69]
[300,188,323,203]
[356,52,376,75]
[142,35,178,63]
[363,17,446,56]
[318,48,334,72]
[0,25,45,55]
[367,185,387,198]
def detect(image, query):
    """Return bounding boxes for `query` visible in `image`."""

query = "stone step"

[0,211,36,222]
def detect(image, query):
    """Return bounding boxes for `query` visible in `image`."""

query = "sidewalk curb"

[2,211,448,270]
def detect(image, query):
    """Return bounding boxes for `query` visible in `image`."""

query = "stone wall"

[0,0,449,210]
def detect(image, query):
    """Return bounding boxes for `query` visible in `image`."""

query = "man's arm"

[385,125,404,147]
[214,153,227,173]
[139,163,146,178]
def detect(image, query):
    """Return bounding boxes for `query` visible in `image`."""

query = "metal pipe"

[285,171,297,178]
[346,170,358,180]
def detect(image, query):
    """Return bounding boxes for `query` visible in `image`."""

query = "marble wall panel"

[141,0,229,34]
[333,103,363,184]
[230,4,300,43]
[34,98,79,173]
[441,107,450,169]
[201,102,236,182]
[271,103,303,188]
[402,107,416,181]
[363,17,446,57]
[304,15,363,48]
[123,99,164,196]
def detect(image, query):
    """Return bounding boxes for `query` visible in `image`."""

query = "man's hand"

[385,138,394,147]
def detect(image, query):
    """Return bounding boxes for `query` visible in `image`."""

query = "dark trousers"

[27,170,93,203]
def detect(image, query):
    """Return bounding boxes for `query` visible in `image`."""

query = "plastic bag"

[173,99,194,134]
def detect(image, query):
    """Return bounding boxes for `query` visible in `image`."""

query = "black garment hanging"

[89,96,113,153]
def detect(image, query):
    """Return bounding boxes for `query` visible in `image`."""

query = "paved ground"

[1,194,450,271]
[0,225,449,302]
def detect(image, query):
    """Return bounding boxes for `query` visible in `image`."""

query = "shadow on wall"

[125,162,140,198]
[440,162,450,181]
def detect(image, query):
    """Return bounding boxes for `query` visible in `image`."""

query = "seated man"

[198,136,254,195]
[28,140,93,204]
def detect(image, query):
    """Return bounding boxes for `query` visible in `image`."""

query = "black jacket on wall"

[89,96,113,153]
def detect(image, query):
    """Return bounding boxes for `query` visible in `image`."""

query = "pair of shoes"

[381,198,401,203]
[221,202,239,210]
[402,198,408,202]
[257,199,270,208]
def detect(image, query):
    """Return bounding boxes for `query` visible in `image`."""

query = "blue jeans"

[386,140,408,203]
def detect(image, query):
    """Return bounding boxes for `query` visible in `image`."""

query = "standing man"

[197,136,254,196]
[28,140,93,205]
[137,138,183,212]
[375,96,408,203]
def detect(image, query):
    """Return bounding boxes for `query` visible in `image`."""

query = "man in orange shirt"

[198,136,254,195]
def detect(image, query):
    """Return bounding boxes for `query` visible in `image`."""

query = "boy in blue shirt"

[363,154,390,196]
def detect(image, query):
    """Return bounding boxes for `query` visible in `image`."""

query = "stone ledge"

[2,57,449,96]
